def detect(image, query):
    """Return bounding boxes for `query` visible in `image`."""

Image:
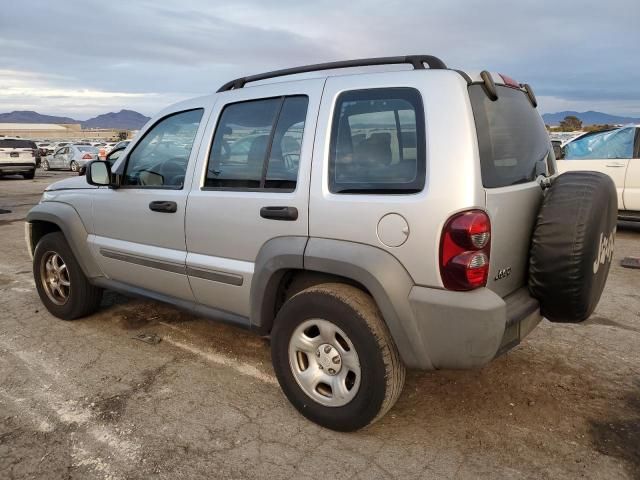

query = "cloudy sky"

[1,0,638,119]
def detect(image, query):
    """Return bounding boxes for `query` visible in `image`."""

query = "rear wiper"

[533,154,549,178]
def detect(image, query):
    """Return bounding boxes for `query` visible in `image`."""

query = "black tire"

[271,283,405,431]
[41,159,50,171]
[23,169,35,179]
[529,171,617,323]
[33,232,103,320]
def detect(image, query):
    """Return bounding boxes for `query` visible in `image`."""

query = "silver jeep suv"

[27,56,617,431]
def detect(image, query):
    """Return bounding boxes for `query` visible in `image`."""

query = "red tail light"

[82,153,93,160]
[440,210,491,291]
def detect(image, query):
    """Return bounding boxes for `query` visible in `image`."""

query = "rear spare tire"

[529,171,617,323]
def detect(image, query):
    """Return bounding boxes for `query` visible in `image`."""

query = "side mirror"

[86,160,112,186]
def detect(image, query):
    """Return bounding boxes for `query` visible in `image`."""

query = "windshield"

[469,85,552,188]
[564,127,635,160]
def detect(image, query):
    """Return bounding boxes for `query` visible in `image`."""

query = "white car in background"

[0,137,37,178]
[557,125,640,220]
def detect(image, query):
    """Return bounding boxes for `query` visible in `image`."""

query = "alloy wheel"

[40,251,71,305]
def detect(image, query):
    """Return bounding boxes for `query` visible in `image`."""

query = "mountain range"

[2,109,638,129]
[542,111,640,126]
[0,110,150,130]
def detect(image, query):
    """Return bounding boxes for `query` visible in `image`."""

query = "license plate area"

[10,152,19,158]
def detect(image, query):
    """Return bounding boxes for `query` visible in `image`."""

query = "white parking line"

[161,335,278,385]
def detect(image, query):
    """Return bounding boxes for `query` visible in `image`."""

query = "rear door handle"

[149,200,177,213]
[606,163,626,167]
[260,206,298,221]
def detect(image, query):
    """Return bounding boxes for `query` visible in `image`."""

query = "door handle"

[605,163,625,167]
[149,200,177,213]
[260,206,298,221]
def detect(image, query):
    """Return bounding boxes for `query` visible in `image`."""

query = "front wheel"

[70,161,79,172]
[33,232,103,320]
[41,159,50,171]
[271,283,405,431]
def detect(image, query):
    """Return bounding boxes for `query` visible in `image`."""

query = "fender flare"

[251,236,432,369]
[251,236,307,333]
[26,202,103,279]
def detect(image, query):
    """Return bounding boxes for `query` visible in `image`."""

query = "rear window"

[469,85,551,188]
[77,146,98,153]
[0,139,36,149]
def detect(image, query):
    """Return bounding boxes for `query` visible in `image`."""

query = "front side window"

[564,127,636,160]
[329,88,425,194]
[123,109,204,188]
[205,96,308,190]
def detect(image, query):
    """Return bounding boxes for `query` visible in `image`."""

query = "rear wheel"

[70,161,79,172]
[33,232,103,320]
[23,169,35,179]
[271,283,405,431]
[41,159,50,171]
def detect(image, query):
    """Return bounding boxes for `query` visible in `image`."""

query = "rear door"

[50,147,67,168]
[184,79,324,318]
[468,82,551,297]
[556,127,636,209]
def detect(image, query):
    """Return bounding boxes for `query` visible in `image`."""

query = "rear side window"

[329,88,425,194]
[205,96,308,191]
[0,139,36,149]
[469,85,551,188]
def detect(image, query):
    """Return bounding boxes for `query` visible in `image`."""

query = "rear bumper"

[0,162,36,173]
[408,286,541,369]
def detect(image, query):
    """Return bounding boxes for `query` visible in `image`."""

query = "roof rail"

[216,55,447,92]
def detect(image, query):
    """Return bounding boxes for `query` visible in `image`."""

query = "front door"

[88,105,210,301]
[557,127,636,209]
[184,79,325,318]
[50,147,68,169]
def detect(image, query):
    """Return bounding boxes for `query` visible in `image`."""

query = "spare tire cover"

[529,171,617,323]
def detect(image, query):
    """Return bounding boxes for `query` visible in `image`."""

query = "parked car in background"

[557,125,640,220]
[0,137,37,178]
[112,140,131,151]
[79,146,126,176]
[103,142,117,155]
[37,142,54,155]
[41,144,99,172]
[98,145,107,160]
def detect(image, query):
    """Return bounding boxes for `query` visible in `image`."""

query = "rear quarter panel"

[309,70,485,287]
